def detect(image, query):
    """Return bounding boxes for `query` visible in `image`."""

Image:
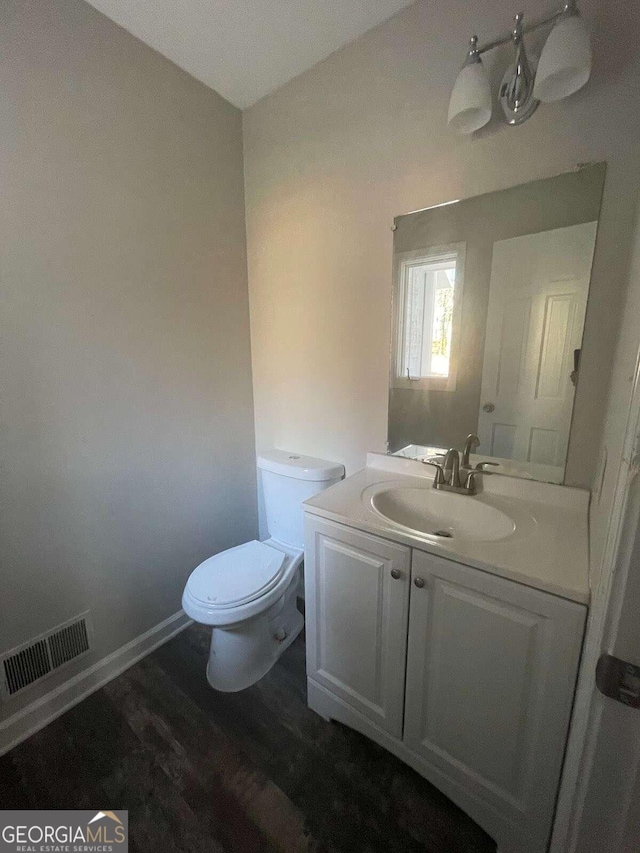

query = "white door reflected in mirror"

[477,221,597,476]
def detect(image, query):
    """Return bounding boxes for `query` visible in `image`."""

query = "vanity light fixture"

[448,1,592,134]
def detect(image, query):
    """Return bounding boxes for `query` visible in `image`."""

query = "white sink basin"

[369,485,516,542]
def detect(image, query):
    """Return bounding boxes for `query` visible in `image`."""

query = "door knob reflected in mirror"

[482,402,495,413]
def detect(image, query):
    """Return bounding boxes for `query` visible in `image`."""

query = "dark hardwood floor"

[0,623,495,853]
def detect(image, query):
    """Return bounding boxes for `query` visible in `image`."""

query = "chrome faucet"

[421,434,488,496]
[443,448,463,488]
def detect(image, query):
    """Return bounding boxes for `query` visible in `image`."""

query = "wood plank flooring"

[0,624,495,853]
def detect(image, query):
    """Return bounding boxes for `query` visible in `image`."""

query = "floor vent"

[1,613,92,699]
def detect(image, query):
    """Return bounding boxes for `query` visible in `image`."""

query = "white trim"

[0,610,192,757]
[550,341,640,852]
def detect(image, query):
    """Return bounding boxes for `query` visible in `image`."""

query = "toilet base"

[205,574,303,692]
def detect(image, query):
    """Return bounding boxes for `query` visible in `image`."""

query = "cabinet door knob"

[390,568,402,580]
[414,577,425,588]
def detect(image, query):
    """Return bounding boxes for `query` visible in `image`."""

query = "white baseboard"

[0,610,192,757]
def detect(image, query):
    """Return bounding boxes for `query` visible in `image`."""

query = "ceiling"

[84,0,415,109]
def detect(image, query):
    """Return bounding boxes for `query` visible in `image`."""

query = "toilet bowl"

[182,450,344,692]
[182,538,304,692]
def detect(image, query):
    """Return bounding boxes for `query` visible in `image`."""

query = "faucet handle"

[475,460,499,471]
[464,469,490,494]
[421,459,445,486]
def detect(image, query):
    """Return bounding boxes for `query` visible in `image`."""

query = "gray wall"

[0,0,256,716]
[243,0,640,491]
[388,166,605,465]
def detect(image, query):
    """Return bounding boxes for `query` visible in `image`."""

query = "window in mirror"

[393,244,465,391]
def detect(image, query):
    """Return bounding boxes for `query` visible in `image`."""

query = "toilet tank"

[257,450,344,549]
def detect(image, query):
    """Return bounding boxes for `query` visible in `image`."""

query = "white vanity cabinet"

[304,515,587,853]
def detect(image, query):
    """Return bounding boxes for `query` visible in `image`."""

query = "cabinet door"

[404,549,586,851]
[304,516,410,738]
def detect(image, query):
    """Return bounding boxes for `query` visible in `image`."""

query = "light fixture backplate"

[499,55,540,126]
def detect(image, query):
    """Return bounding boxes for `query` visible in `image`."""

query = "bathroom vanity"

[303,453,589,853]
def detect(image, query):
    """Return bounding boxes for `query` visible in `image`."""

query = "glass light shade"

[533,12,591,103]
[447,60,492,134]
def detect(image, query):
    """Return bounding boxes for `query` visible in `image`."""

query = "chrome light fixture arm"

[474,1,577,57]
[463,35,482,67]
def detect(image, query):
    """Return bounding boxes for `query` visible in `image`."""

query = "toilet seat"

[182,538,303,627]
[186,540,286,609]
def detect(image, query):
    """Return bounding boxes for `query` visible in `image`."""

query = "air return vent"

[1,613,91,699]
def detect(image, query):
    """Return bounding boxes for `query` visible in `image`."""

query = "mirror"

[388,164,606,483]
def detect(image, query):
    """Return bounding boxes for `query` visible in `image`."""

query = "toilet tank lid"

[257,449,344,481]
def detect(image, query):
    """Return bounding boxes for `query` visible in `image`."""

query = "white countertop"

[303,453,590,605]
[393,444,564,483]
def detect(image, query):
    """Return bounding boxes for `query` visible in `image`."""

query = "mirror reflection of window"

[394,244,465,392]
[402,257,455,378]
[432,272,455,376]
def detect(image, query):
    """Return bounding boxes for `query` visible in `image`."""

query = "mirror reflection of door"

[478,222,598,475]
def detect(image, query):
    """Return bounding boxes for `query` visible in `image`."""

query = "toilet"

[182,449,344,692]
